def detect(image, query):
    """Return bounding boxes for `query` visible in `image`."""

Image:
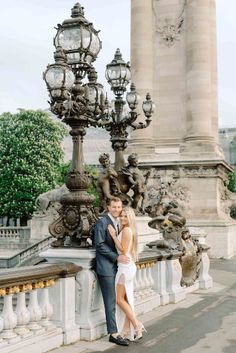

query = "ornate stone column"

[128,0,156,158]
[180,0,223,159]
[152,0,187,159]
[210,0,219,144]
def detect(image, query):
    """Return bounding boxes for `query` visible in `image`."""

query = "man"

[93,196,130,346]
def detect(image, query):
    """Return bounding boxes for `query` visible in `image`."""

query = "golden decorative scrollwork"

[32,281,45,290]
[44,279,55,287]
[136,259,157,269]
[0,288,6,296]
[25,283,33,291]
[6,286,20,295]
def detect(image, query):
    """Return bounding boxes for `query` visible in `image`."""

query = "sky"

[0,0,235,127]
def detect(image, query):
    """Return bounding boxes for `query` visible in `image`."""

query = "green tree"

[85,164,100,207]
[228,170,236,193]
[57,161,100,207]
[0,110,67,225]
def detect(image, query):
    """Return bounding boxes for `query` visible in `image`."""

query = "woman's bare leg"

[122,316,130,331]
[116,284,138,329]
[122,293,131,331]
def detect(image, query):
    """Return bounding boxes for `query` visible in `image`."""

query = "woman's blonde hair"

[122,206,139,261]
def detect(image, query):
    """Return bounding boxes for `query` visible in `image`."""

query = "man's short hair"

[107,196,122,205]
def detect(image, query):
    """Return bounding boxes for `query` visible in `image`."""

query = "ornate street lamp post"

[43,3,105,248]
[43,3,155,247]
[98,48,155,171]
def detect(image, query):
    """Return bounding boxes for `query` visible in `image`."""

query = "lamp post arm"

[87,117,99,127]
[131,118,152,130]
[96,120,112,129]
[122,111,138,125]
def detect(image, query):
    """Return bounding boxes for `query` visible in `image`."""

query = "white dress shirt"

[108,213,120,234]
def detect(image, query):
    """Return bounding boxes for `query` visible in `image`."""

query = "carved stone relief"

[219,178,233,216]
[146,171,191,217]
[154,0,186,46]
[180,167,218,178]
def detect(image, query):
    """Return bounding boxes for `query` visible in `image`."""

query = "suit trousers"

[97,274,117,334]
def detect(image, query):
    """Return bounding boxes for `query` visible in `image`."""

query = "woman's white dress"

[115,227,137,340]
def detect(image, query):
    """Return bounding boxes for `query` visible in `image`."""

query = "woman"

[108,206,146,341]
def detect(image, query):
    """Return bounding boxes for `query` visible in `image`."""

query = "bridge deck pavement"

[48,258,236,353]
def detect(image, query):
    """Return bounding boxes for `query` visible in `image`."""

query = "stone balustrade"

[17,236,53,266]
[0,262,81,353]
[0,227,31,249]
[0,236,54,268]
[134,252,160,314]
[38,245,212,348]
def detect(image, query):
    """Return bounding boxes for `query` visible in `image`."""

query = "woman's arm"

[108,225,131,254]
[94,222,118,263]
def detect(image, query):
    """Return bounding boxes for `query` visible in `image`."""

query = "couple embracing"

[93,196,146,346]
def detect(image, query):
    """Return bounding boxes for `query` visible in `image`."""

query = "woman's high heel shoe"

[134,322,147,340]
[120,329,131,340]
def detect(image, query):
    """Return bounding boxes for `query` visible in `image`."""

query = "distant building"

[219,127,236,167]
[47,109,236,168]
[63,126,236,168]
[62,127,114,166]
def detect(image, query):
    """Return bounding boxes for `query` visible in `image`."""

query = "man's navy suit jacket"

[93,214,119,276]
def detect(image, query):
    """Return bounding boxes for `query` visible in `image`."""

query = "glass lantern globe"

[105,49,131,96]
[43,47,75,100]
[142,93,155,118]
[126,83,140,110]
[54,3,101,69]
[84,69,105,113]
[85,83,105,113]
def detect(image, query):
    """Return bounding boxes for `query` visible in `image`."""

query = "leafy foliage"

[228,170,236,193]
[0,110,67,222]
[57,161,100,207]
[85,164,100,207]
[56,161,71,186]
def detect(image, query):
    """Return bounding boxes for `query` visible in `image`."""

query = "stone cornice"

[139,159,233,172]
[0,262,81,290]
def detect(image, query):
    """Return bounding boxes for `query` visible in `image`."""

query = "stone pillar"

[128,0,155,157]
[152,0,187,159]
[210,0,220,145]
[49,276,80,344]
[198,249,213,289]
[129,0,236,258]
[152,257,169,305]
[180,0,223,158]
[166,252,186,303]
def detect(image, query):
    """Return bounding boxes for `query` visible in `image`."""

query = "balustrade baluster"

[136,265,143,299]
[15,285,31,338]
[133,269,138,291]
[134,265,142,300]
[139,265,147,297]
[28,284,45,334]
[133,267,139,300]
[0,302,7,347]
[146,263,154,294]
[39,281,54,331]
[1,290,20,343]
[141,265,150,296]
